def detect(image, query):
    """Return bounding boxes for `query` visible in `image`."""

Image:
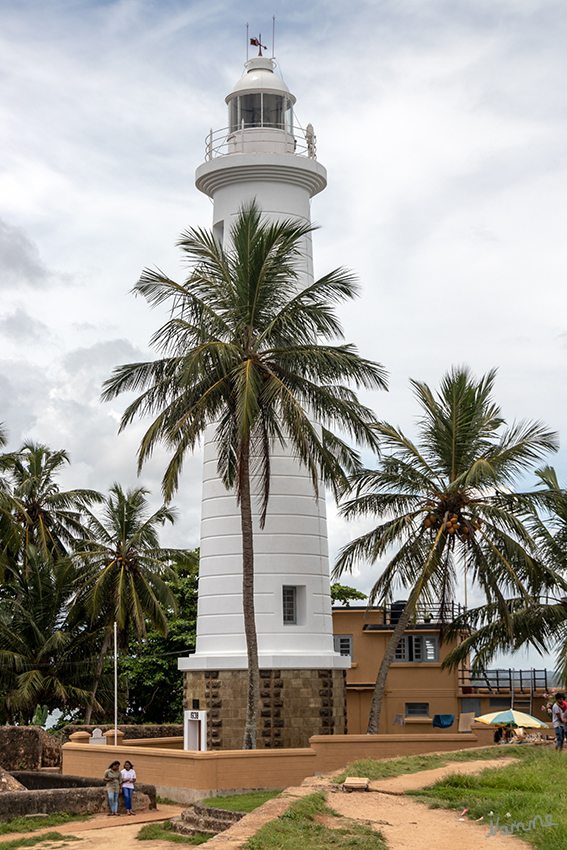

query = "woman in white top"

[121,760,136,815]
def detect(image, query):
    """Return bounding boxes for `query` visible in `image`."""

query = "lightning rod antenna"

[272,15,275,59]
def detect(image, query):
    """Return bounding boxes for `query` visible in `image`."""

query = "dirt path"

[0,804,185,850]
[365,757,518,793]
[205,757,530,850]
[325,759,528,849]
[2,758,532,850]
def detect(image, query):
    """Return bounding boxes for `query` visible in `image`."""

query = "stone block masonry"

[183,668,347,750]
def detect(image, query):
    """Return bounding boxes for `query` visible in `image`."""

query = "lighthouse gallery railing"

[204,124,317,161]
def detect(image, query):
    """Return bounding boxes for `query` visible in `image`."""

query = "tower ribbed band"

[196,157,327,199]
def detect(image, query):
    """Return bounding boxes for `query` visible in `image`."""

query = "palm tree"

[334,367,559,733]
[0,425,17,573]
[75,483,185,723]
[2,442,102,565]
[440,465,567,677]
[102,200,387,747]
[0,545,103,723]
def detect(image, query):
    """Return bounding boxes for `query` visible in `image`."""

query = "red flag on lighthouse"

[250,36,267,54]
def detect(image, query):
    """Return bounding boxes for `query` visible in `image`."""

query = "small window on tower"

[213,220,224,246]
[282,586,297,624]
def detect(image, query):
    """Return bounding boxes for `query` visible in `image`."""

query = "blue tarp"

[432,714,455,728]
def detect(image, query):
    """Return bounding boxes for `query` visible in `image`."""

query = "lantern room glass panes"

[229,93,292,132]
[262,93,284,128]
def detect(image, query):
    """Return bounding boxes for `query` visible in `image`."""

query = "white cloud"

[0,307,51,343]
[0,218,50,288]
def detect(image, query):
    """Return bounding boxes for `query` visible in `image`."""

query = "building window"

[489,697,511,709]
[282,586,297,624]
[406,702,429,717]
[394,635,439,663]
[333,635,353,659]
[461,697,481,717]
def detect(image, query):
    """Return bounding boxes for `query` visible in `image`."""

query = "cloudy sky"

[1,0,566,667]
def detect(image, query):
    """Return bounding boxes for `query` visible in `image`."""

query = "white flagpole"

[114,621,118,746]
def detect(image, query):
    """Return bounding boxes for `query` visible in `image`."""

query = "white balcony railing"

[204,124,317,161]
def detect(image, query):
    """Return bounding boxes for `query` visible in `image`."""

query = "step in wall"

[171,803,247,836]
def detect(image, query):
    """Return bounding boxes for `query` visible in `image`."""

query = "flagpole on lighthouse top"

[246,23,249,61]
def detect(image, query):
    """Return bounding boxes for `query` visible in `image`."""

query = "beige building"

[332,604,551,735]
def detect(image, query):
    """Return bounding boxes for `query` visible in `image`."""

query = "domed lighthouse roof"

[196,51,326,200]
[226,56,296,105]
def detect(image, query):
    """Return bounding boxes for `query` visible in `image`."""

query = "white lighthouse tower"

[179,51,349,750]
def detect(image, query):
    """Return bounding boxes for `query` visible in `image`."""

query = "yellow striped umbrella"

[475,709,548,729]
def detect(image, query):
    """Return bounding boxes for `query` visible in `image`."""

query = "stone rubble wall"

[12,771,157,808]
[0,727,61,770]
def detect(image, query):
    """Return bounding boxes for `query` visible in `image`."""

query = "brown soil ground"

[0,758,530,850]
[0,804,185,850]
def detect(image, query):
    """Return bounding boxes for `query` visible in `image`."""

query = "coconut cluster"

[422,506,482,541]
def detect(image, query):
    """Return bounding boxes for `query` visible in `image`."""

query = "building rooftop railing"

[459,667,550,694]
[360,600,467,630]
[459,667,551,714]
[204,124,317,161]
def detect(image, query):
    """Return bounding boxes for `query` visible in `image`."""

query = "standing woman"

[121,760,136,815]
[103,760,122,816]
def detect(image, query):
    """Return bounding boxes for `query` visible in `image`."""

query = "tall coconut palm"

[334,367,559,733]
[102,200,387,748]
[440,465,567,677]
[2,442,102,564]
[75,483,185,723]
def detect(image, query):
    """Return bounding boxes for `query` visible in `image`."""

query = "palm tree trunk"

[366,585,422,734]
[84,627,112,724]
[240,439,259,749]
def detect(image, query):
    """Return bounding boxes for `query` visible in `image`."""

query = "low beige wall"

[470,724,502,747]
[62,743,316,792]
[123,737,184,750]
[308,733,487,773]
[62,731,491,793]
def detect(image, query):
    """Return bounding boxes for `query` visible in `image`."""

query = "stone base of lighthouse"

[183,667,347,750]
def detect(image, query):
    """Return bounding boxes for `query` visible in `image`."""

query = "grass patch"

[409,746,565,849]
[200,791,281,813]
[0,815,92,837]
[242,791,387,850]
[156,797,179,806]
[334,744,530,782]
[136,822,209,844]
[0,833,81,849]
